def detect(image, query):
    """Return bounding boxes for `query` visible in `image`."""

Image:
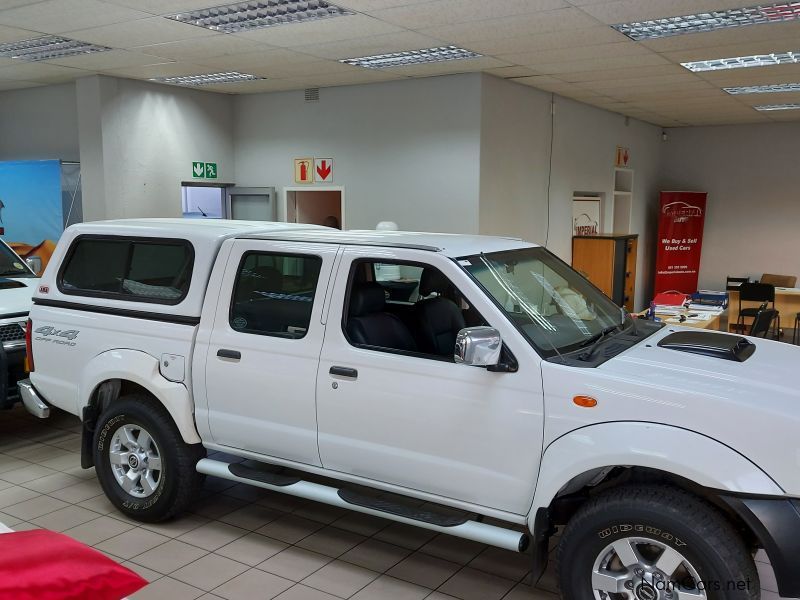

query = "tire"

[93,393,205,523]
[557,485,759,600]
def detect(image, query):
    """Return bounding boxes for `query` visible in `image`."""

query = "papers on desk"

[663,312,717,324]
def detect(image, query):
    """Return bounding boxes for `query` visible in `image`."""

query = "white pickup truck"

[21,218,800,599]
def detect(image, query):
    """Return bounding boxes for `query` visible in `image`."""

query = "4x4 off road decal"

[34,325,79,347]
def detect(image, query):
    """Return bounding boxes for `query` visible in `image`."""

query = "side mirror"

[454,326,502,367]
[25,256,42,275]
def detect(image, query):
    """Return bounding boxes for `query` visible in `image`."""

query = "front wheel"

[93,394,205,522]
[557,485,760,600]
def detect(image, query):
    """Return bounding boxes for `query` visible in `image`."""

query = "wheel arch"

[79,350,201,468]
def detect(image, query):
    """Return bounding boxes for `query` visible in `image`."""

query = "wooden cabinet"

[572,234,638,312]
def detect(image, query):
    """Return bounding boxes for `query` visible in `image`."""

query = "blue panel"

[0,159,64,245]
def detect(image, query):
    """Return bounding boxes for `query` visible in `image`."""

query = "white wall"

[234,74,482,234]
[479,76,664,309]
[77,75,235,221]
[661,122,800,291]
[0,83,79,162]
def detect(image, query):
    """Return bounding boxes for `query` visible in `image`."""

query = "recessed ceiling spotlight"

[0,35,111,61]
[754,102,800,110]
[167,0,353,33]
[724,82,800,93]
[681,51,800,72]
[613,2,800,40]
[341,45,482,69]
[150,71,265,86]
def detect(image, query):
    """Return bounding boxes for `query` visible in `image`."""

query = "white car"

[22,218,800,599]
[0,238,38,411]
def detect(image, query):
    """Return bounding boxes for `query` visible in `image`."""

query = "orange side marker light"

[573,395,598,408]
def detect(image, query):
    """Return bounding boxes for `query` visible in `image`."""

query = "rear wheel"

[93,394,205,522]
[557,485,759,600]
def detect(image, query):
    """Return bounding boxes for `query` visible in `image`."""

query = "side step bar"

[197,458,529,553]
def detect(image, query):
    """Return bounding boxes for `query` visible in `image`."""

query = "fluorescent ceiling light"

[613,2,800,40]
[724,82,800,93]
[167,0,353,33]
[341,45,482,69]
[754,102,800,110]
[681,51,800,72]
[150,71,265,86]
[0,35,111,61]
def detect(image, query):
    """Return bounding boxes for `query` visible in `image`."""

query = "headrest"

[349,283,386,317]
[419,268,451,297]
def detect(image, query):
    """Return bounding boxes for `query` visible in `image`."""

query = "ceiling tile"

[0,23,35,42]
[576,0,772,25]
[334,0,429,10]
[369,0,568,29]
[233,14,401,47]
[639,21,800,52]
[484,65,540,78]
[0,0,148,34]
[0,60,91,82]
[64,16,218,48]
[0,78,40,89]
[0,0,46,9]
[558,63,687,82]
[660,38,800,63]
[134,35,270,62]
[101,61,214,78]
[194,78,302,94]
[499,40,653,66]
[732,91,800,106]
[533,53,669,74]
[196,48,322,73]
[99,0,236,16]
[420,7,599,44]
[464,25,628,55]
[293,31,446,60]
[694,63,800,85]
[43,49,164,70]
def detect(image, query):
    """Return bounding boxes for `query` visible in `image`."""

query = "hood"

[0,277,37,317]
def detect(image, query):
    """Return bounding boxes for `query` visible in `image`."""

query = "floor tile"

[218,503,283,530]
[131,539,209,575]
[31,505,101,532]
[50,479,104,503]
[216,532,288,566]
[257,514,325,545]
[258,547,333,582]
[37,453,82,471]
[3,494,68,520]
[387,553,461,589]
[468,547,532,582]
[79,493,120,515]
[130,576,205,600]
[292,503,349,525]
[0,457,30,475]
[141,513,210,538]
[350,574,431,600]
[501,582,560,599]
[273,584,340,600]
[96,528,172,560]
[171,553,250,591]
[212,568,294,600]
[330,512,390,537]
[122,560,163,584]
[437,566,515,600]
[20,472,81,493]
[0,464,56,484]
[190,494,249,520]
[339,538,410,573]
[419,535,485,565]
[302,559,379,598]
[0,485,40,509]
[373,522,437,551]
[63,515,135,545]
[178,521,249,551]
[296,526,366,558]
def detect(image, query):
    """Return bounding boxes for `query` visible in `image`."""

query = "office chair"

[749,309,778,338]
[735,282,780,339]
[794,313,800,345]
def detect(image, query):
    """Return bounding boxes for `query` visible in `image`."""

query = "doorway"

[181,185,225,219]
[284,187,344,229]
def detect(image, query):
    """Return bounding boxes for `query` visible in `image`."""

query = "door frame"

[226,186,277,221]
[282,186,346,229]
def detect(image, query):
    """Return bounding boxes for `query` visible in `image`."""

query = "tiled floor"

[0,405,794,600]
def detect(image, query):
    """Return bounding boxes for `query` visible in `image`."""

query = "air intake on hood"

[657,331,755,362]
[0,278,26,290]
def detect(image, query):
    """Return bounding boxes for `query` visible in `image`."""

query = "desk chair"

[794,313,800,345]
[761,273,797,288]
[750,309,778,338]
[734,282,780,339]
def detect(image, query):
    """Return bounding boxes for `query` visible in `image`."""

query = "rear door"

[202,239,338,466]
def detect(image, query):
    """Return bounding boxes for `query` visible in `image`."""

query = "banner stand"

[654,191,708,295]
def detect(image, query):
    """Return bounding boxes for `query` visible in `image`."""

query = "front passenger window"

[230,252,321,339]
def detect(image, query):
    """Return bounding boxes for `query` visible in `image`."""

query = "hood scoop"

[657,330,755,362]
[0,278,26,290]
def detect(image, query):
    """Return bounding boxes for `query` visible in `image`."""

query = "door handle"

[217,349,241,360]
[329,366,358,379]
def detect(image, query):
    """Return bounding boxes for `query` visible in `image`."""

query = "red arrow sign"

[623,149,629,165]
[316,159,332,181]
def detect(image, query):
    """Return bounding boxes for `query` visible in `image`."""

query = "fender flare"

[80,349,201,444]
[528,421,783,526]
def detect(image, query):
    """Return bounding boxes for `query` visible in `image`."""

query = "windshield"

[460,247,625,357]
[0,242,31,277]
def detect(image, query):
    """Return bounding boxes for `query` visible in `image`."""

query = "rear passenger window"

[59,237,193,304]
[230,252,322,339]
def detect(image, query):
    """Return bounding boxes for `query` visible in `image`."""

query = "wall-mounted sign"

[573,198,601,236]
[192,161,217,179]
[654,191,708,294]
[294,158,313,184]
[615,146,630,168]
[315,158,333,183]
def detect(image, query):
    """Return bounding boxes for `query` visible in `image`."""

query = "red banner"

[654,191,707,294]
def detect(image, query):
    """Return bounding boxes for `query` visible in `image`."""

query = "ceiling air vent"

[305,88,320,103]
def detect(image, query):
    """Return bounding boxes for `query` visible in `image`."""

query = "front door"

[204,239,338,466]
[316,247,544,515]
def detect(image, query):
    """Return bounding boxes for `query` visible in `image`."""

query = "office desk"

[728,287,800,331]
[637,311,724,330]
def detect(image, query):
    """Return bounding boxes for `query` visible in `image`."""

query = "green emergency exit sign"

[192,161,217,179]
